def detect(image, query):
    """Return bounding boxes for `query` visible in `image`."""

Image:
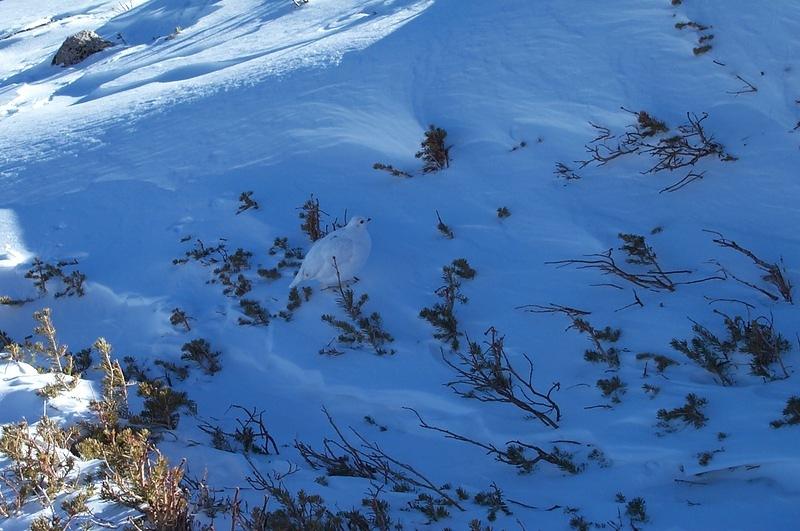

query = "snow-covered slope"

[2,0,800,528]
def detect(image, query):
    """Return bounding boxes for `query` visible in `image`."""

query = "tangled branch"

[443,327,560,428]
[547,233,724,292]
[295,408,463,510]
[705,230,793,303]
[405,409,585,475]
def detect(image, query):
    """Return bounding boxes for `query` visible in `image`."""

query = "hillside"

[1,1,799,529]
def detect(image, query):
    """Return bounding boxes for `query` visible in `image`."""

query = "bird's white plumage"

[289,216,372,288]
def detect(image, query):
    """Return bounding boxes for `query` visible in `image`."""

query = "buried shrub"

[409,493,450,523]
[580,110,733,172]
[101,451,193,530]
[408,408,585,475]
[436,210,455,239]
[238,299,271,327]
[180,338,222,375]
[770,396,800,428]
[299,194,325,241]
[473,483,512,522]
[419,258,476,351]
[173,239,256,298]
[84,341,194,529]
[169,308,192,331]
[0,417,80,509]
[298,195,345,242]
[90,338,129,427]
[597,376,627,404]
[578,109,735,192]
[624,496,649,524]
[636,352,678,374]
[372,162,412,178]
[547,232,723,293]
[671,313,790,385]
[706,230,793,303]
[295,408,463,509]
[570,318,622,368]
[197,405,279,455]
[416,125,451,173]
[131,380,196,431]
[554,162,581,181]
[443,326,561,428]
[657,393,708,432]
[279,286,313,321]
[0,312,195,529]
[236,191,259,215]
[25,258,86,298]
[320,261,394,356]
[236,484,395,530]
[6,308,84,398]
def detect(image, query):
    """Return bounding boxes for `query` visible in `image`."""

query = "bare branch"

[705,230,793,303]
[295,408,463,510]
[442,327,561,428]
[515,303,591,317]
[726,74,758,95]
[405,408,585,475]
[547,234,725,292]
[660,170,706,193]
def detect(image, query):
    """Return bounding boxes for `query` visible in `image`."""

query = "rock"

[52,30,113,67]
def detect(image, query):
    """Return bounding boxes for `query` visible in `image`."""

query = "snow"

[1,0,800,528]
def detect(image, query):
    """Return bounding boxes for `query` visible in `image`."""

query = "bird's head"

[347,216,371,229]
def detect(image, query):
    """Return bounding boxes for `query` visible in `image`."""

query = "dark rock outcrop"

[52,30,112,67]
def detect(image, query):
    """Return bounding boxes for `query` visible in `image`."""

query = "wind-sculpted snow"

[0,0,433,168]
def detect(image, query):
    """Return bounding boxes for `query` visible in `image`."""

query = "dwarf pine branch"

[321,259,395,355]
[579,110,734,176]
[180,339,222,375]
[169,308,192,331]
[770,396,800,428]
[407,408,585,475]
[568,317,622,369]
[548,233,724,292]
[436,210,455,239]
[236,191,259,215]
[25,258,86,298]
[416,125,451,173]
[672,312,790,385]
[657,394,708,432]
[443,327,561,428]
[295,407,463,510]
[420,258,476,351]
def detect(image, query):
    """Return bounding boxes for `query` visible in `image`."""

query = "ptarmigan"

[289,216,372,288]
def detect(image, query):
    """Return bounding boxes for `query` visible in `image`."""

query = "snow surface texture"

[1,0,800,529]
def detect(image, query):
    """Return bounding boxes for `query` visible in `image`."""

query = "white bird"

[289,216,372,289]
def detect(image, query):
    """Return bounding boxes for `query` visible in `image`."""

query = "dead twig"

[405,408,583,474]
[705,230,793,303]
[295,407,463,510]
[727,74,758,95]
[442,327,561,428]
